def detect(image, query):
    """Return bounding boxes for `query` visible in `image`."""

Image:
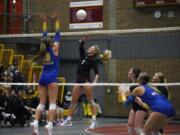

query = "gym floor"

[0,118,180,135]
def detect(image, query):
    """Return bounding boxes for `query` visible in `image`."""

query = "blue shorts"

[39,73,58,87]
[152,101,175,118]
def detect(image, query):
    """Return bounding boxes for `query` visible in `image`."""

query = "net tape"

[0,82,180,86]
[0,27,179,38]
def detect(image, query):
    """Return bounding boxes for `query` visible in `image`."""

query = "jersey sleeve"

[79,40,85,59]
[92,59,99,75]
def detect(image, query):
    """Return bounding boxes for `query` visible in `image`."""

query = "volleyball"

[76,9,87,21]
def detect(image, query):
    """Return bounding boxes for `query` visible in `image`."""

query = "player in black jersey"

[127,68,147,135]
[152,72,170,99]
[61,35,111,129]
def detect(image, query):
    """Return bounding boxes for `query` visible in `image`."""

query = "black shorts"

[76,76,91,83]
[132,102,147,112]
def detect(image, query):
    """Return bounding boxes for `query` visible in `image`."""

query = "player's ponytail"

[93,46,112,63]
[100,49,112,63]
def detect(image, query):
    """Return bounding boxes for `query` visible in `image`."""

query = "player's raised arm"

[52,17,61,56]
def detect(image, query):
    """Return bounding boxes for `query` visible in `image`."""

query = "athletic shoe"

[60,119,72,126]
[57,120,64,126]
[89,120,97,129]
[30,122,39,135]
[2,112,11,118]
[44,124,53,135]
[11,114,16,119]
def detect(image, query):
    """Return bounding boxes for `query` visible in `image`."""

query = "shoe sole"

[30,125,38,135]
[60,123,72,127]
[44,126,52,135]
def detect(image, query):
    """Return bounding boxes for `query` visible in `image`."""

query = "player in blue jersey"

[119,72,175,135]
[30,16,60,135]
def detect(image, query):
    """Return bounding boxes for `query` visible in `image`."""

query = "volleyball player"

[126,68,147,135]
[61,35,111,129]
[152,72,170,134]
[120,72,175,135]
[152,72,170,99]
[30,17,60,135]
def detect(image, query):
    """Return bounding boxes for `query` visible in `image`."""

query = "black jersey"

[130,85,147,112]
[156,86,170,99]
[76,41,99,78]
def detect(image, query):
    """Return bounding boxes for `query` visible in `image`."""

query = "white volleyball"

[76,9,87,21]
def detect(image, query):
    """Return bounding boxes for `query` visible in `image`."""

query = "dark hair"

[132,68,141,79]
[138,72,150,85]
[41,37,52,47]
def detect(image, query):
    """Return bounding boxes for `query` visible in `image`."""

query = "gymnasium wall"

[29,0,180,32]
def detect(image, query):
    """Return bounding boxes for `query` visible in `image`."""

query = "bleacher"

[0,43,66,110]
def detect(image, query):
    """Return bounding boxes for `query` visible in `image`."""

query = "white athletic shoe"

[60,119,72,126]
[30,122,39,135]
[89,121,97,129]
[44,124,53,135]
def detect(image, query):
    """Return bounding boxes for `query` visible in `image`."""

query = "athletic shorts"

[39,73,58,87]
[76,76,91,83]
[152,102,175,118]
[132,102,147,112]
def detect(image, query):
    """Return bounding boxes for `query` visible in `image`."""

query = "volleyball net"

[0,27,180,118]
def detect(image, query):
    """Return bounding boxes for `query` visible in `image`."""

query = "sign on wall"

[69,0,103,29]
[135,0,180,8]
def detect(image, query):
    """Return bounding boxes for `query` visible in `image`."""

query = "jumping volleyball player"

[61,35,111,129]
[119,72,175,135]
[30,16,60,135]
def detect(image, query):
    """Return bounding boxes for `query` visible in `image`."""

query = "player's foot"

[60,119,72,126]
[44,123,53,135]
[89,120,97,129]
[57,119,64,126]
[30,122,39,135]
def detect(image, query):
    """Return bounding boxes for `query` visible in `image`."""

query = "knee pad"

[127,126,133,134]
[135,127,143,135]
[59,107,64,113]
[49,103,56,110]
[140,132,147,135]
[70,103,77,109]
[152,132,161,135]
[89,99,96,106]
[36,104,45,111]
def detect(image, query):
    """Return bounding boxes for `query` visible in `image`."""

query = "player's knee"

[134,127,143,135]
[89,99,96,106]
[36,104,45,111]
[49,103,56,110]
[127,126,133,134]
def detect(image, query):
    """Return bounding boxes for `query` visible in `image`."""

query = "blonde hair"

[100,49,112,63]
[91,45,112,63]
[94,46,100,56]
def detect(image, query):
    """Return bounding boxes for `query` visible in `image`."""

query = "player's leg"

[134,110,146,135]
[143,112,168,135]
[44,82,58,135]
[61,85,81,126]
[127,109,135,135]
[84,84,97,129]
[30,85,47,135]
